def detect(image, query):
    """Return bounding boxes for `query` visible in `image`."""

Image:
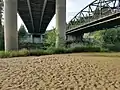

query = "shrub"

[9,51,19,57]
[29,49,49,56]
[0,51,11,58]
[18,49,29,57]
[0,46,111,58]
[71,46,102,52]
[0,49,29,58]
[103,43,120,52]
[19,42,44,50]
[47,47,68,54]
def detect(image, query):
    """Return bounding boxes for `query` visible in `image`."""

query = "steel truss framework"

[67,0,120,31]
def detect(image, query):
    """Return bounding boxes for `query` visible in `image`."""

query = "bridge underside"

[4,0,66,51]
[18,0,55,34]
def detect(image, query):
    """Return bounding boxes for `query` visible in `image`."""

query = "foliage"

[102,28,120,44]
[103,43,120,52]
[89,27,120,51]
[46,47,69,54]
[29,49,49,56]
[45,27,56,47]
[18,24,27,40]
[0,46,108,58]
[19,42,45,50]
[0,49,29,58]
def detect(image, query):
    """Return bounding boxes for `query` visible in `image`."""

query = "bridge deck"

[18,0,55,34]
[66,12,120,35]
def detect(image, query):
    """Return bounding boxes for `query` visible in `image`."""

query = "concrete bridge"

[4,0,66,51]
[3,0,120,51]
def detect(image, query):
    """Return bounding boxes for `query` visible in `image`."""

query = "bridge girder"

[18,0,55,34]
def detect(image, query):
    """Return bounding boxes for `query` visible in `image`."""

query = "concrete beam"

[4,0,18,51]
[27,0,34,32]
[56,0,66,48]
[39,0,47,32]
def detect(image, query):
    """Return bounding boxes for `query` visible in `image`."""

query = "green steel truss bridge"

[66,0,120,35]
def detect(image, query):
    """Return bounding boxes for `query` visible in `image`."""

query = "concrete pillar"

[66,34,84,47]
[31,34,34,43]
[40,34,43,43]
[56,0,66,48]
[66,34,83,42]
[4,0,18,51]
[32,34,43,43]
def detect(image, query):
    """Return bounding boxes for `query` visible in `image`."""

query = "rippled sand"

[0,53,120,90]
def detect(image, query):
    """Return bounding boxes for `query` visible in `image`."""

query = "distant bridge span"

[66,0,120,42]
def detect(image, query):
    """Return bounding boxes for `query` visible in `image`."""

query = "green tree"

[45,27,56,47]
[90,27,120,44]
[18,24,27,43]
[89,27,120,51]
[18,24,27,38]
[102,28,120,44]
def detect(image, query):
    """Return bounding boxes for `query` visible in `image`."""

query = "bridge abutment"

[56,0,66,48]
[4,0,18,51]
[66,34,84,47]
[31,34,43,43]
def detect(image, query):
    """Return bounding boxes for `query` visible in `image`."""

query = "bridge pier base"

[66,34,84,47]
[56,0,66,48]
[4,0,18,51]
[31,34,43,43]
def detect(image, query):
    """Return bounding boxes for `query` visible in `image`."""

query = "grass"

[0,49,29,58]
[0,46,110,58]
[82,52,120,57]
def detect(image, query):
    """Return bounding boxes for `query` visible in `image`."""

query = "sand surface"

[0,53,120,90]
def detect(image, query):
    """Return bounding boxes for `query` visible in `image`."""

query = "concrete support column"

[56,0,66,48]
[40,35,43,43]
[70,34,84,48]
[4,0,18,51]
[32,34,43,43]
[66,34,83,42]
[31,34,34,43]
[75,34,84,42]
[66,34,84,47]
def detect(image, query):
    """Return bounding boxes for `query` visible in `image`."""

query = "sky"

[18,0,93,30]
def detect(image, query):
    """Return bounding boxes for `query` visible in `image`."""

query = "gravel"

[0,53,120,90]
